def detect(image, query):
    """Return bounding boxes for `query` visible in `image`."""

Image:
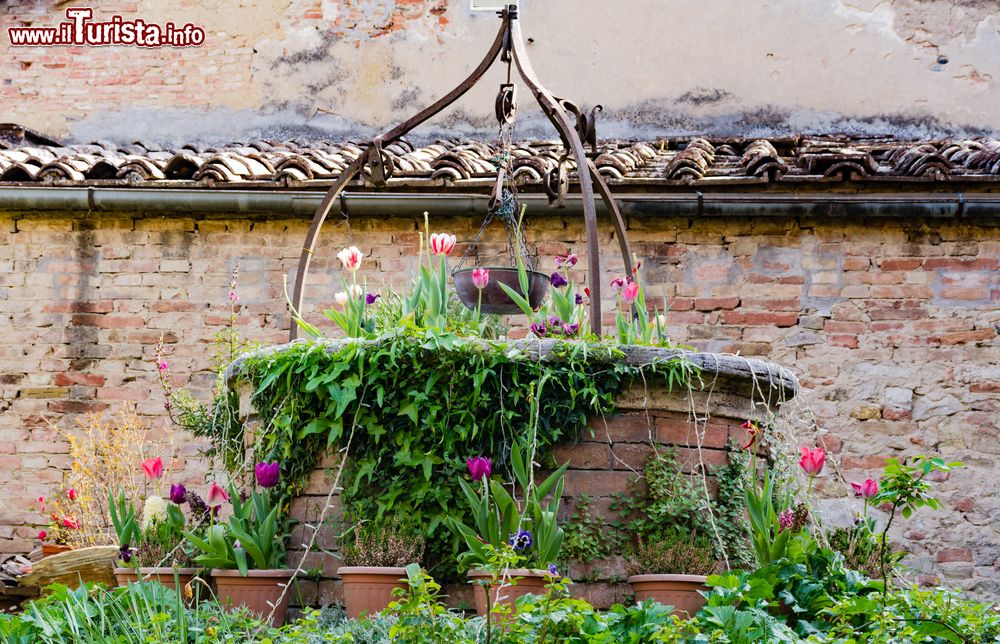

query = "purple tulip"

[549,272,568,288]
[169,483,186,505]
[255,461,280,489]
[575,293,583,305]
[467,457,492,482]
[529,322,547,337]
[509,530,533,551]
[365,293,380,306]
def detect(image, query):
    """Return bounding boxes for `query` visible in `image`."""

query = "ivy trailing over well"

[209,329,695,576]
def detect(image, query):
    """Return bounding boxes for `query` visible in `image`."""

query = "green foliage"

[745,467,794,565]
[608,446,750,568]
[215,330,693,577]
[185,484,285,574]
[108,490,139,547]
[136,505,192,567]
[561,494,623,565]
[827,518,902,580]
[0,582,262,643]
[451,440,568,570]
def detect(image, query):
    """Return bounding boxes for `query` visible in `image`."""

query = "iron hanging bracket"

[289,3,634,340]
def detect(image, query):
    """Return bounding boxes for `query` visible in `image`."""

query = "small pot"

[337,566,409,618]
[113,567,200,591]
[467,568,550,616]
[41,543,72,557]
[453,267,549,315]
[627,574,708,618]
[210,569,295,626]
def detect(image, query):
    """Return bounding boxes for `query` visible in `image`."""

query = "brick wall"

[0,210,997,598]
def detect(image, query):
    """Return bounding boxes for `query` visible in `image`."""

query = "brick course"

[0,209,997,600]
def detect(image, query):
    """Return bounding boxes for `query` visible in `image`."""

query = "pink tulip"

[429,233,457,256]
[609,277,625,294]
[141,457,164,480]
[467,457,492,481]
[471,268,490,290]
[336,246,363,272]
[37,530,47,541]
[798,446,826,477]
[67,489,77,501]
[206,481,230,506]
[622,281,639,304]
[851,478,879,499]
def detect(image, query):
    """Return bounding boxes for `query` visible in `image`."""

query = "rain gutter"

[0,187,997,219]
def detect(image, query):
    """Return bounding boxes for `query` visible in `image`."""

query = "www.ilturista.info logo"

[8,7,205,47]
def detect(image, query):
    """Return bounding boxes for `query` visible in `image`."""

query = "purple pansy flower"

[529,322,548,337]
[509,530,533,551]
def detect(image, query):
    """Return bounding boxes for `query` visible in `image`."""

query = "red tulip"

[851,478,879,499]
[141,457,164,480]
[798,446,826,477]
[429,233,457,256]
[336,246,363,272]
[38,530,47,541]
[206,481,230,506]
[67,489,77,501]
[740,420,760,451]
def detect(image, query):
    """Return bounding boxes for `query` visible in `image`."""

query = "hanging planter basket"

[453,267,549,315]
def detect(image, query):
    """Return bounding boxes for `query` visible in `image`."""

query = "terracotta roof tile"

[0,133,999,189]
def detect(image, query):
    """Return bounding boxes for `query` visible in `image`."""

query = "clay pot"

[210,569,295,626]
[113,567,200,591]
[453,267,549,315]
[467,569,550,616]
[337,566,409,618]
[627,574,708,618]
[41,544,72,557]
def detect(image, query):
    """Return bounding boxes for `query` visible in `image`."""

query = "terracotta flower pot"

[337,566,409,618]
[453,267,550,315]
[113,567,200,591]
[41,544,73,557]
[210,569,295,626]
[467,568,550,616]
[627,574,708,618]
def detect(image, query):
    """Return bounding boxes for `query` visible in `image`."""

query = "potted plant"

[336,515,425,618]
[450,441,569,616]
[109,467,209,591]
[625,532,717,618]
[35,491,80,557]
[185,462,295,626]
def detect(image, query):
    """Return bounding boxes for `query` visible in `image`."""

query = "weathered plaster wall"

[3,0,1000,142]
[0,210,997,599]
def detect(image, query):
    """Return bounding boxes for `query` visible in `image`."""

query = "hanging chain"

[455,56,534,272]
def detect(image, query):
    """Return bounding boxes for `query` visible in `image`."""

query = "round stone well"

[228,339,799,610]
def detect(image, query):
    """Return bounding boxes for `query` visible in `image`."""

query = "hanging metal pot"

[453,266,549,315]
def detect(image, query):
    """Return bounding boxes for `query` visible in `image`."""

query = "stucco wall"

[0,209,997,599]
[3,0,1000,143]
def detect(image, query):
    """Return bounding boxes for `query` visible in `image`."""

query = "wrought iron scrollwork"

[289,4,634,340]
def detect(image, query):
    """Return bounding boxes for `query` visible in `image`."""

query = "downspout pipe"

[0,186,998,219]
